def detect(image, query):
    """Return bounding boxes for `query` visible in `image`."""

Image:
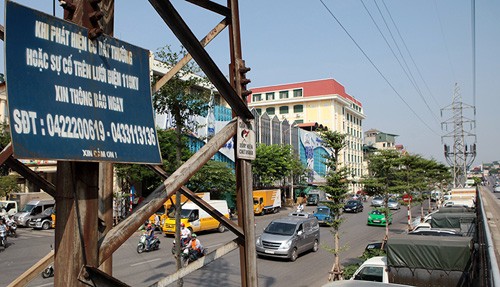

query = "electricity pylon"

[441,84,476,188]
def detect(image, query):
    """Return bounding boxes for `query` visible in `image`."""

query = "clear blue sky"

[1,1,499,166]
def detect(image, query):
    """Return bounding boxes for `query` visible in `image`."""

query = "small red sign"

[402,194,412,202]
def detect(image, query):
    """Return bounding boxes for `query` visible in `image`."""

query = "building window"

[279,106,289,114]
[256,108,262,115]
[295,119,304,124]
[279,91,289,99]
[266,92,275,101]
[293,104,304,113]
[293,89,303,98]
[253,93,262,102]
[266,107,275,115]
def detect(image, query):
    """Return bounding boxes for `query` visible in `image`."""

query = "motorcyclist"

[180,222,191,246]
[145,223,155,250]
[188,233,204,259]
[0,218,7,245]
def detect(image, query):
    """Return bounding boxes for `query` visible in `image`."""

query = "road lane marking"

[33,283,53,287]
[130,258,162,267]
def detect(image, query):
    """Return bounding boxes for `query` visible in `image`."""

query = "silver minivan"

[13,199,55,227]
[256,213,320,261]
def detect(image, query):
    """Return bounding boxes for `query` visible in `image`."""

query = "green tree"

[0,175,20,198]
[317,130,349,281]
[363,150,402,242]
[252,144,297,188]
[153,45,210,285]
[188,160,236,202]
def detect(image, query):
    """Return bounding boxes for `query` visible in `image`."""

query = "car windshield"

[264,222,296,236]
[253,198,259,205]
[388,199,397,203]
[346,200,358,205]
[309,194,318,200]
[371,210,383,215]
[373,197,383,201]
[315,207,330,214]
[21,204,35,212]
[180,209,194,219]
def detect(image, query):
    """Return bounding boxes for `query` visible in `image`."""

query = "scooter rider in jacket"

[188,233,204,259]
[145,223,154,250]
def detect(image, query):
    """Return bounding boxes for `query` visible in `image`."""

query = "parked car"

[387,198,400,210]
[371,196,384,207]
[28,207,54,230]
[367,209,392,226]
[494,185,500,193]
[313,205,333,226]
[365,241,387,252]
[408,229,462,237]
[343,200,364,213]
[256,214,320,261]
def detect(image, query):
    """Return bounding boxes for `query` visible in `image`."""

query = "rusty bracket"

[78,265,130,287]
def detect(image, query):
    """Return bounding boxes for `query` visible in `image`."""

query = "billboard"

[5,1,161,164]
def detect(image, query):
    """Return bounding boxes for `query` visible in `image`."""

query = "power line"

[319,0,440,136]
[381,0,442,109]
[364,0,440,124]
[434,0,457,82]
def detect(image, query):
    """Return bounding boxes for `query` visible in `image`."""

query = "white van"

[13,199,55,226]
[162,200,229,235]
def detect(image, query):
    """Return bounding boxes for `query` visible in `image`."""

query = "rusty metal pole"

[228,1,258,286]
[97,0,115,275]
[55,162,99,286]
[55,0,113,285]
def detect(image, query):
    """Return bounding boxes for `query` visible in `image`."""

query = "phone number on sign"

[44,114,157,146]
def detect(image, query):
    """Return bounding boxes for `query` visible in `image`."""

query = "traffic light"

[238,61,252,98]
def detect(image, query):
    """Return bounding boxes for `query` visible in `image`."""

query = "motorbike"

[42,265,54,278]
[6,216,17,238]
[171,237,190,255]
[180,246,206,267]
[137,233,160,253]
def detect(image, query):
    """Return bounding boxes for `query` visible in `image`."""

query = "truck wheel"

[218,224,226,233]
[290,247,298,262]
[42,221,51,230]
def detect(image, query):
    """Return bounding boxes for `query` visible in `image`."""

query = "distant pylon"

[441,84,476,188]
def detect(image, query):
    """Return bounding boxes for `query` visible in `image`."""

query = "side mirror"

[297,230,303,236]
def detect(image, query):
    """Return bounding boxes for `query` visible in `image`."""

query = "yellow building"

[248,79,365,191]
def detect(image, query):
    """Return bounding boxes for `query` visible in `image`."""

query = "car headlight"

[281,239,292,249]
[256,237,261,246]
[36,218,42,222]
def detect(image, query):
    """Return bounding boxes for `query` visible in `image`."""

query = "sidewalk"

[479,187,500,268]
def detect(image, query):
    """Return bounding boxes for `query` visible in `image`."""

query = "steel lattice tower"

[441,84,476,188]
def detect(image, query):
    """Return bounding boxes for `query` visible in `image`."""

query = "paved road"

[1,201,430,287]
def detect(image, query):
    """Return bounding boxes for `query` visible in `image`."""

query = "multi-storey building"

[248,79,365,191]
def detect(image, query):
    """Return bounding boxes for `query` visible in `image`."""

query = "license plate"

[166,229,173,232]
[264,250,275,254]
[373,220,381,223]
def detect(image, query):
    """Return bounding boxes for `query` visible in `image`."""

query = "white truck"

[0,200,18,217]
[351,235,475,286]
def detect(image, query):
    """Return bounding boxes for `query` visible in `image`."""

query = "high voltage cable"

[381,0,442,109]
[318,0,440,136]
[434,0,456,82]
[363,0,440,125]
[471,0,476,113]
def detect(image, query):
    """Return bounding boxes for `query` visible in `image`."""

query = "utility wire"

[471,0,476,113]
[434,0,457,83]
[368,0,440,124]
[382,0,442,109]
[319,0,440,136]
